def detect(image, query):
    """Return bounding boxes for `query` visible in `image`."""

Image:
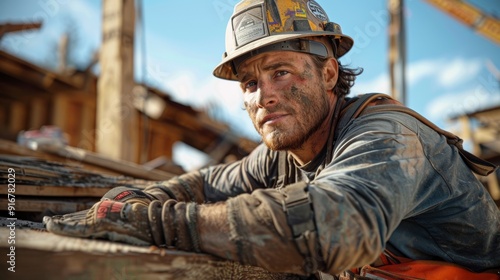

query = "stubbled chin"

[261,129,287,150]
[261,125,281,140]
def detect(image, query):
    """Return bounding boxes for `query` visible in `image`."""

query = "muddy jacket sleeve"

[198,143,281,202]
[141,143,278,203]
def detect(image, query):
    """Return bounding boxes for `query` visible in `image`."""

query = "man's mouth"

[260,113,288,127]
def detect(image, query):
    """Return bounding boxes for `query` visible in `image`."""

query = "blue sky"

[1,0,499,169]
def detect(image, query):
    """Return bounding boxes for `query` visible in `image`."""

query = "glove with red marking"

[43,200,200,252]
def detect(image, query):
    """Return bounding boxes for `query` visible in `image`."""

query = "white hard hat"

[213,0,353,81]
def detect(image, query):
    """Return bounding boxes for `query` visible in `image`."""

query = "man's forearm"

[198,202,235,257]
[197,189,312,275]
[145,171,206,203]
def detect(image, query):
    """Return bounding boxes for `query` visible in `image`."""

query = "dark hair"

[311,56,363,97]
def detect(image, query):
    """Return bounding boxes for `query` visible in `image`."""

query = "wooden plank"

[0,154,126,182]
[0,140,123,176]
[0,22,42,36]
[0,80,53,102]
[0,197,97,213]
[9,101,26,132]
[0,50,80,92]
[65,100,83,147]
[0,156,155,195]
[80,102,96,152]
[138,114,182,164]
[0,139,183,179]
[0,185,111,197]
[51,94,67,130]
[0,102,6,128]
[0,226,299,279]
[29,98,48,129]
[150,130,167,161]
[39,144,180,180]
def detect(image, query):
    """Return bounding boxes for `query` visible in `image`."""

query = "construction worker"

[44,0,500,279]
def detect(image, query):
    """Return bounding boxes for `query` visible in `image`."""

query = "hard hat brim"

[213,31,353,81]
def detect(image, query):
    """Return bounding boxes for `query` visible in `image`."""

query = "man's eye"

[245,81,257,89]
[275,70,289,78]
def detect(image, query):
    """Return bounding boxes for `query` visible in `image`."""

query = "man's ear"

[323,57,338,91]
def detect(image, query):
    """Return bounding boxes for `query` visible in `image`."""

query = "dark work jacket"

[195,106,500,275]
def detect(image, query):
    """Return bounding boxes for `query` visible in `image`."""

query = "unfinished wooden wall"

[0,51,258,167]
[0,86,190,166]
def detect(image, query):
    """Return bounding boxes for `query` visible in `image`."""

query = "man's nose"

[256,80,278,108]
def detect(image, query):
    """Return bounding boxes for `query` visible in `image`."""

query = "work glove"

[43,200,201,252]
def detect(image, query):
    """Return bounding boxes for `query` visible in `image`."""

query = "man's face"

[238,51,334,151]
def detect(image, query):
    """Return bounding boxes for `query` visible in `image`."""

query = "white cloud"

[57,1,101,68]
[162,71,204,104]
[407,59,439,86]
[349,56,499,131]
[353,57,485,97]
[352,73,390,95]
[426,86,500,125]
[409,57,496,125]
[406,57,483,88]
[65,1,101,45]
[436,58,482,88]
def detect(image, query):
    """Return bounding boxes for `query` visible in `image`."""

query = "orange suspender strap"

[348,250,500,280]
[358,261,500,280]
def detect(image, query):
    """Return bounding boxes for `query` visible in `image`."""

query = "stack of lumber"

[0,155,154,220]
[0,139,182,180]
[0,139,181,221]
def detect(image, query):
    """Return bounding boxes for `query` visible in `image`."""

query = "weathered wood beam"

[0,140,182,179]
[0,22,42,38]
[0,79,53,101]
[0,197,96,213]
[96,0,138,162]
[132,91,258,160]
[8,101,27,132]
[0,139,121,177]
[0,226,300,279]
[39,144,179,180]
[0,51,81,91]
[0,185,111,197]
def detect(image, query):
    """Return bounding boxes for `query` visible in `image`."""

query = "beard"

[249,84,331,151]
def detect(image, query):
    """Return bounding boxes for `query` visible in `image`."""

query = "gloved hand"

[43,200,201,252]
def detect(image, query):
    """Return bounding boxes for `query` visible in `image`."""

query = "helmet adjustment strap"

[232,39,329,77]
[324,22,340,58]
